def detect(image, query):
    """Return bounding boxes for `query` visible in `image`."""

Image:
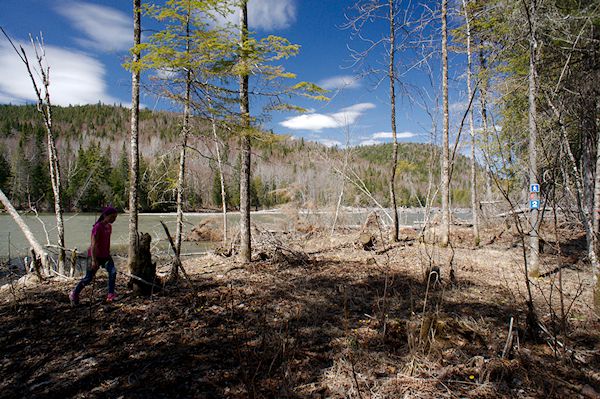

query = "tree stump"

[129,233,157,296]
[358,232,375,251]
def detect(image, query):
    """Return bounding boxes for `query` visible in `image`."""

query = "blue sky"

[0,0,471,148]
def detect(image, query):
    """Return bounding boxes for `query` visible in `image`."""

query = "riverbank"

[0,224,598,398]
[0,207,473,259]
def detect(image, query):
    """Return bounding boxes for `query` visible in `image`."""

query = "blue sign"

[530,184,540,193]
[530,200,540,210]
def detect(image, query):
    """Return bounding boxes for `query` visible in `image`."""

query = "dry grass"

[0,224,599,398]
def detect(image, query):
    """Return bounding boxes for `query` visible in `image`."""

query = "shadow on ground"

[0,253,598,398]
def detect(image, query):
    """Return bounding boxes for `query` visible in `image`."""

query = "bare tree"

[128,0,142,272]
[344,0,411,242]
[478,48,493,203]
[388,0,400,242]
[524,0,540,276]
[1,28,66,274]
[462,0,480,245]
[172,2,193,280]
[331,121,353,235]
[548,99,600,316]
[210,109,228,246]
[441,0,450,247]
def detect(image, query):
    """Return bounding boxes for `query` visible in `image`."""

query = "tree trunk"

[211,112,228,247]
[173,7,192,280]
[37,89,66,275]
[47,129,65,274]
[584,38,600,234]
[463,0,479,246]
[527,0,540,276]
[12,33,66,274]
[441,0,450,247]
[239,0,251,263]
[478,47,493,205]
[332,126,351,235]
[595,125,600,236]
[595,129,600,314]
[129,233,156,296]
[128,0,141,273]
[550,99,600,316]
[389,0,399,243]
[0,188,50,273]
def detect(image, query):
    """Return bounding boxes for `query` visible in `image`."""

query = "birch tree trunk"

[128,0,142,273]
[463,0,479,245]
[441,0,451,247]
[29,44,66,273]
[44,104,66,274]
[211,112,228,246]
[595,135,600,235]
[478,48,493,203]
[594,124,600,313]
[239,0,252,262]
[527,0,540,276]
[2,30,67,274]
[389,0,399,242]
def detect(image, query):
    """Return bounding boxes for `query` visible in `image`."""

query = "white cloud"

[398,132,416,139]
[449,101,470,113]
[281,113,340,130]
[359,139,381,146]
[360,131,417,144]
[319,138,342,148]
[55,2,131,52]
[280,102,375,131]
[213,0,296,31]
[155,68,179,80]
[373,131,416,139]
[319,75,361,90]
[373,132,393,139]
[0,41,123,106]
[358,130,417,146]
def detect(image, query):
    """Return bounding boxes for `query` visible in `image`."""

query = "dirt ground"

[1,224,599,398]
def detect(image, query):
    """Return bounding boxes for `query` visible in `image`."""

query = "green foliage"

[211,168,226,207]
[109,144,130,209]
[65,143,113,211]
[0,147,10,192]
[0,104,483,212]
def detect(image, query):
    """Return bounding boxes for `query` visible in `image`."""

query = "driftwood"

[253,229,310,266]
[160,221,194,287]
[0,188,50,273]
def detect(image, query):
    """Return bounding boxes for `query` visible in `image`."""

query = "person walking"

[69,207,119,305]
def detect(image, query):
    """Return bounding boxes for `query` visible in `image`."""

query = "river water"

[0,208,471,259]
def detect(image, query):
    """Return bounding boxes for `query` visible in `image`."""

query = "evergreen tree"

[0,147,11,194]
[110,143,130,209]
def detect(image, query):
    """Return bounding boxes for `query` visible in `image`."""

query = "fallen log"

[0,188,50,273]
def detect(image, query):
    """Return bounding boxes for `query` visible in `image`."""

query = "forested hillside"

[0,103,480,212]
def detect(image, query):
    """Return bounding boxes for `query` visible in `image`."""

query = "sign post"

[529,184,540,210]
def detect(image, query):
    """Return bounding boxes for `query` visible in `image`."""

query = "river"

[0,208,472,259]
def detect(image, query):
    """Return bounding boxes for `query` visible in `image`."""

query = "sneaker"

[69,291,79,305]
[106,293,117,302]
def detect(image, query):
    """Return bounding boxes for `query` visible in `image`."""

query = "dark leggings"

[74,257,116,295]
